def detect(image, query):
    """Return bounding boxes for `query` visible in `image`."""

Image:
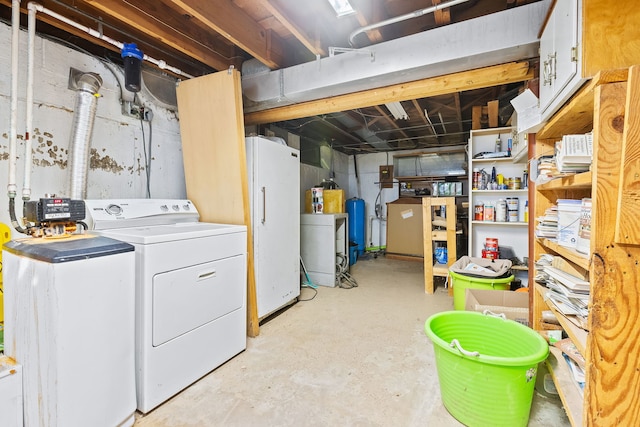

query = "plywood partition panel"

[176,70,259,337]
[176,70,247,225]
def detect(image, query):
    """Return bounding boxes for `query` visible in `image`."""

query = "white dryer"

[85,199,247,413]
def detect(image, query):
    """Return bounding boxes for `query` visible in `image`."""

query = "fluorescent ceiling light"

[385,102,409,120]
[327,0,356,17]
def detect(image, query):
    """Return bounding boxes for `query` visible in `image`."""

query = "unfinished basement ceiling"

[0,0,545,154]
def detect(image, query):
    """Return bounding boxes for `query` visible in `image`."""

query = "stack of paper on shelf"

[535,155,559,184]
[555,133,593,173]
[557,199,582,249]
[575,198,592,255]
[535,205,558,238]
[540,265,589,321]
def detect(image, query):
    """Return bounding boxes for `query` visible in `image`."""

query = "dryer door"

[152,255,245,346]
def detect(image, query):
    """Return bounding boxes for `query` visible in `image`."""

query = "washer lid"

[3,235,134,263]
[94,222,246,244]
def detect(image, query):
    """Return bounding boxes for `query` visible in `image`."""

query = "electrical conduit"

[348,0,472,47]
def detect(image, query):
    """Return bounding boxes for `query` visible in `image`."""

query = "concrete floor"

[134,256,570,427]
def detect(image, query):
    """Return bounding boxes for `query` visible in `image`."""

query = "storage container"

[449,269,513,310]
[424,311,549,427]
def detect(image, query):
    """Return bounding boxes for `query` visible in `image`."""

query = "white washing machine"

[0,356,24,427]
[3,234,136,427]
[84,199,248,413]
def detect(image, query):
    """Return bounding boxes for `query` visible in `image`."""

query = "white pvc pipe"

[29,2,194,79]
[349,0,472,46]
[23,3,36,200]
[29,2,123,50]
[8,0,20,197]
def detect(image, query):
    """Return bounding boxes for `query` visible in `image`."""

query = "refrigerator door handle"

[261,186,266,224]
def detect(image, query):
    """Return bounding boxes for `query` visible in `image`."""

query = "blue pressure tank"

[346,198,365,256]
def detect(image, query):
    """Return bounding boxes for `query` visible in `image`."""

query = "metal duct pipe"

[67,73,102,200]
[349,0,472,47]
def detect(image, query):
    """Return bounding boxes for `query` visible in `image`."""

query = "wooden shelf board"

[536,284,588,356]
[471,221,529,227]
[536,172,592,191]
[472,189,529,194]
[546,347,584,427]
[538,238,590,270]
[432,263,449,276]
[471,156,517,164]
[511,265,529,271]
[469,126,514,137]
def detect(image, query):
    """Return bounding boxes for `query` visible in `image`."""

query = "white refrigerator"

[246,136,300,319]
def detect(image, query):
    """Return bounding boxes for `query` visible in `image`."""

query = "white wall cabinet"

[539,0,581,120]
[300,213,348,287]
[468,127,529,263]
[538,0,640,123]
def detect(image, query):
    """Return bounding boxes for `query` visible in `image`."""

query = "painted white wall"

[0,22,184,238]
[347,152,397,249]
[267,126,350,213]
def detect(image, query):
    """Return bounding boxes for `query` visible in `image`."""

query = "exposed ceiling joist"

[254,0,325,56]
[83,0,240,71]
[169,0,284,69]
[431,0,452,25]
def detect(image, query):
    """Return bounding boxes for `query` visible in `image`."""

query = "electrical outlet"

[122,101,148,121]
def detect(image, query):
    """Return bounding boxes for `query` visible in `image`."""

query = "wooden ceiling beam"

[354,1,385,44]
[81,0,240,71]
[254,0,326,56]
[169,0,284,69]
[245,61,534,125]
[453,92,463,132]
[432,0,451,25]
[0,0,210,76]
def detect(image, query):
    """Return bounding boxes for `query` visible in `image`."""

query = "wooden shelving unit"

[422,197,457,294]
[532,67,640,426]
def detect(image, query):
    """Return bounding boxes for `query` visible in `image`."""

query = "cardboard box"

[304,189,345,213]
[386,199,423,257]
[465,288,529,326]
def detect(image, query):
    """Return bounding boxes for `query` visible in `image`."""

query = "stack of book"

[535,205,558,238]
[555,133,593,173]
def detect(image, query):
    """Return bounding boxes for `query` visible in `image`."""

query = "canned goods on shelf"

[495,199,507,222]
[483,205,495,222]
[474,203,484,221]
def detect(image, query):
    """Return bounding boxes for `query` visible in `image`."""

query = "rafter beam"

[170,0,284,69]
[432,0,451,25]
[254,0,325,56]
[354,1,384,44]
[452,92,463,132]
[245,61,533,125]
[1,0,211,76]
[82,0,240,71]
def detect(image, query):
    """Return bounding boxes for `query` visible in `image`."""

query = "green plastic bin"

[449,269,514,310]
[424,311,549,427]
